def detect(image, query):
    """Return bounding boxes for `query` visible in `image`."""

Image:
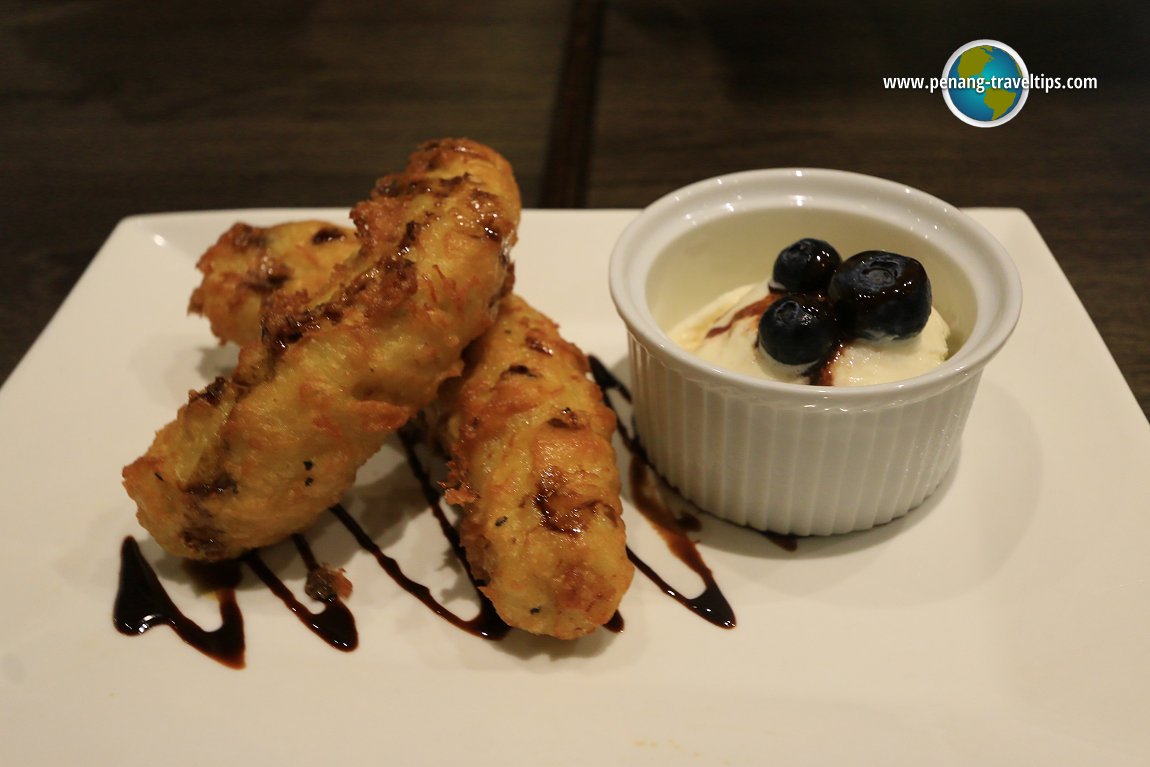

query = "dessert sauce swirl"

[588,356,737,629]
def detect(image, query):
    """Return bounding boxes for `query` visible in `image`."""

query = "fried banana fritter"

[188,220,358,346]
[435,294,633,639]
[181,219,632,639]
[123,139,521,561]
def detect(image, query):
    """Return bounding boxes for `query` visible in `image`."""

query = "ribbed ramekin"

[609,168,1022,535]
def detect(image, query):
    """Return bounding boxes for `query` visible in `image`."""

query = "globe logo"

[942,40,1029,127]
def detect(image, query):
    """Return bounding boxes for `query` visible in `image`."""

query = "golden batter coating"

[435,294,633,639]
[189,220,358,346]
[123,139,521,561]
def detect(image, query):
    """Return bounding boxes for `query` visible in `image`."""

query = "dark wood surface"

[2,0,1147,419]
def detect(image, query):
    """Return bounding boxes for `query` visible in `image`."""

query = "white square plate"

[2,209,1148,766]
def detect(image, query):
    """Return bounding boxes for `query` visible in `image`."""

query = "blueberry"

[828,251,932,340]
[770,238,842,293]
[757,295,838,365]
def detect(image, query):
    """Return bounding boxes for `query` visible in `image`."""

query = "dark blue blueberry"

[770,238,842,294]
[757,295,838,365]
[828,251,932,340]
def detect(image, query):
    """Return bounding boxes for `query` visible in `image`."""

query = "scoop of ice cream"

[830,311,950,385]
[669,279,950,386]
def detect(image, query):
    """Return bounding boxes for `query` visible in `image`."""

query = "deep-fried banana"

[123,139,520,561]
[188,220,358,346]
[435,294,633,639]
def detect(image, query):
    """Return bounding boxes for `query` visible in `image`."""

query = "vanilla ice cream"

[669,278,950,386]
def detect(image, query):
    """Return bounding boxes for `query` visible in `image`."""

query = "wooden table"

[2,0,1147,418]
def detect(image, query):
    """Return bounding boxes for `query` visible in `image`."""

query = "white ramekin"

[609,168,1022,535]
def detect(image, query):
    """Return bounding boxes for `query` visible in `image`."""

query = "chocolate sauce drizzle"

[588,355,737,629]
[242,536,357,651]
[114,536,245,668]
[114,356,798,666]
[329,501,510,641]
[112,430,512,664]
